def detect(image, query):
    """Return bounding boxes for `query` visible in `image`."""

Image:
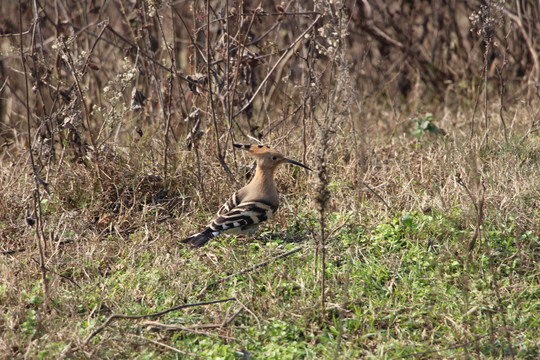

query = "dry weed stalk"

[456,170,516,359]
[455,174,485,255]
[311,0,353,317]
[17,0,49,308]
[314,125,331,315]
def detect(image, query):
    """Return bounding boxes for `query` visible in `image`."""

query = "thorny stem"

[104,23,204,91]
[219,1,241,167]
[206,1,221,158]
[495,28,510,145]
[482,29,489,145]
[317,131,329,318]
[233,14,322,119]
[333,247,352,359]
[154,8,177,180]
[204,0,238,186]
[164,77,173,180]
[61,37,104,189]
[20,0,49,306]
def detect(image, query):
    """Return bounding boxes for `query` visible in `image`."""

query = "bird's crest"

[233,143,275,155]
[233,143,311,170]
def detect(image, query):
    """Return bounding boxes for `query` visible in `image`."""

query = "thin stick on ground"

[129,334,201,357]
[83,297,236,345]
[143,322,239,341]
[143,305,244,337]
[363,182,392,212]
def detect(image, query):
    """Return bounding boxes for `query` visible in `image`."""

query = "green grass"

[7,208,523,359]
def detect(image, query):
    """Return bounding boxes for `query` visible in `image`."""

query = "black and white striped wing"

[210,200,277,234]
[216,191,241,216]
[181,199,277,248]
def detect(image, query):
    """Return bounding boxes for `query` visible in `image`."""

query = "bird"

[181,143,311,248]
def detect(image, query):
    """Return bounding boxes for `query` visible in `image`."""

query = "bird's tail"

[181,227,217,248]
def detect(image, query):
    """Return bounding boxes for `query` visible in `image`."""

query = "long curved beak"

[284,158,311,171]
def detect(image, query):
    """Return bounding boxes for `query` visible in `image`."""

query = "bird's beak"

[284,158,311,171]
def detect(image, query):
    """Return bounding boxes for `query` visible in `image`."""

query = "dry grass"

[1,0,539,358]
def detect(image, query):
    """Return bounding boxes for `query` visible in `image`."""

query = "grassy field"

[1,0,539,359]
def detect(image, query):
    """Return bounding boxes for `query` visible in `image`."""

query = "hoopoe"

[181,144,311,248]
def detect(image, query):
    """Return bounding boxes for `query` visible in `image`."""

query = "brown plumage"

[181,144,311,248]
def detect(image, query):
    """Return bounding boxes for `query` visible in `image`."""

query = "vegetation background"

[1,0,538,358]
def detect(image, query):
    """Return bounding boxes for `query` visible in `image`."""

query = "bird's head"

[233,144,311,171]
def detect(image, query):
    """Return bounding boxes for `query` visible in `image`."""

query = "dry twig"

[83,297,236,345]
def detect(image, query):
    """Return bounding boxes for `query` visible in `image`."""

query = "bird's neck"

[241,164,279,207]
[251,165,277,191]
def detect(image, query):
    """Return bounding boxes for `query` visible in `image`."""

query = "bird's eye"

[272,156,277,161]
